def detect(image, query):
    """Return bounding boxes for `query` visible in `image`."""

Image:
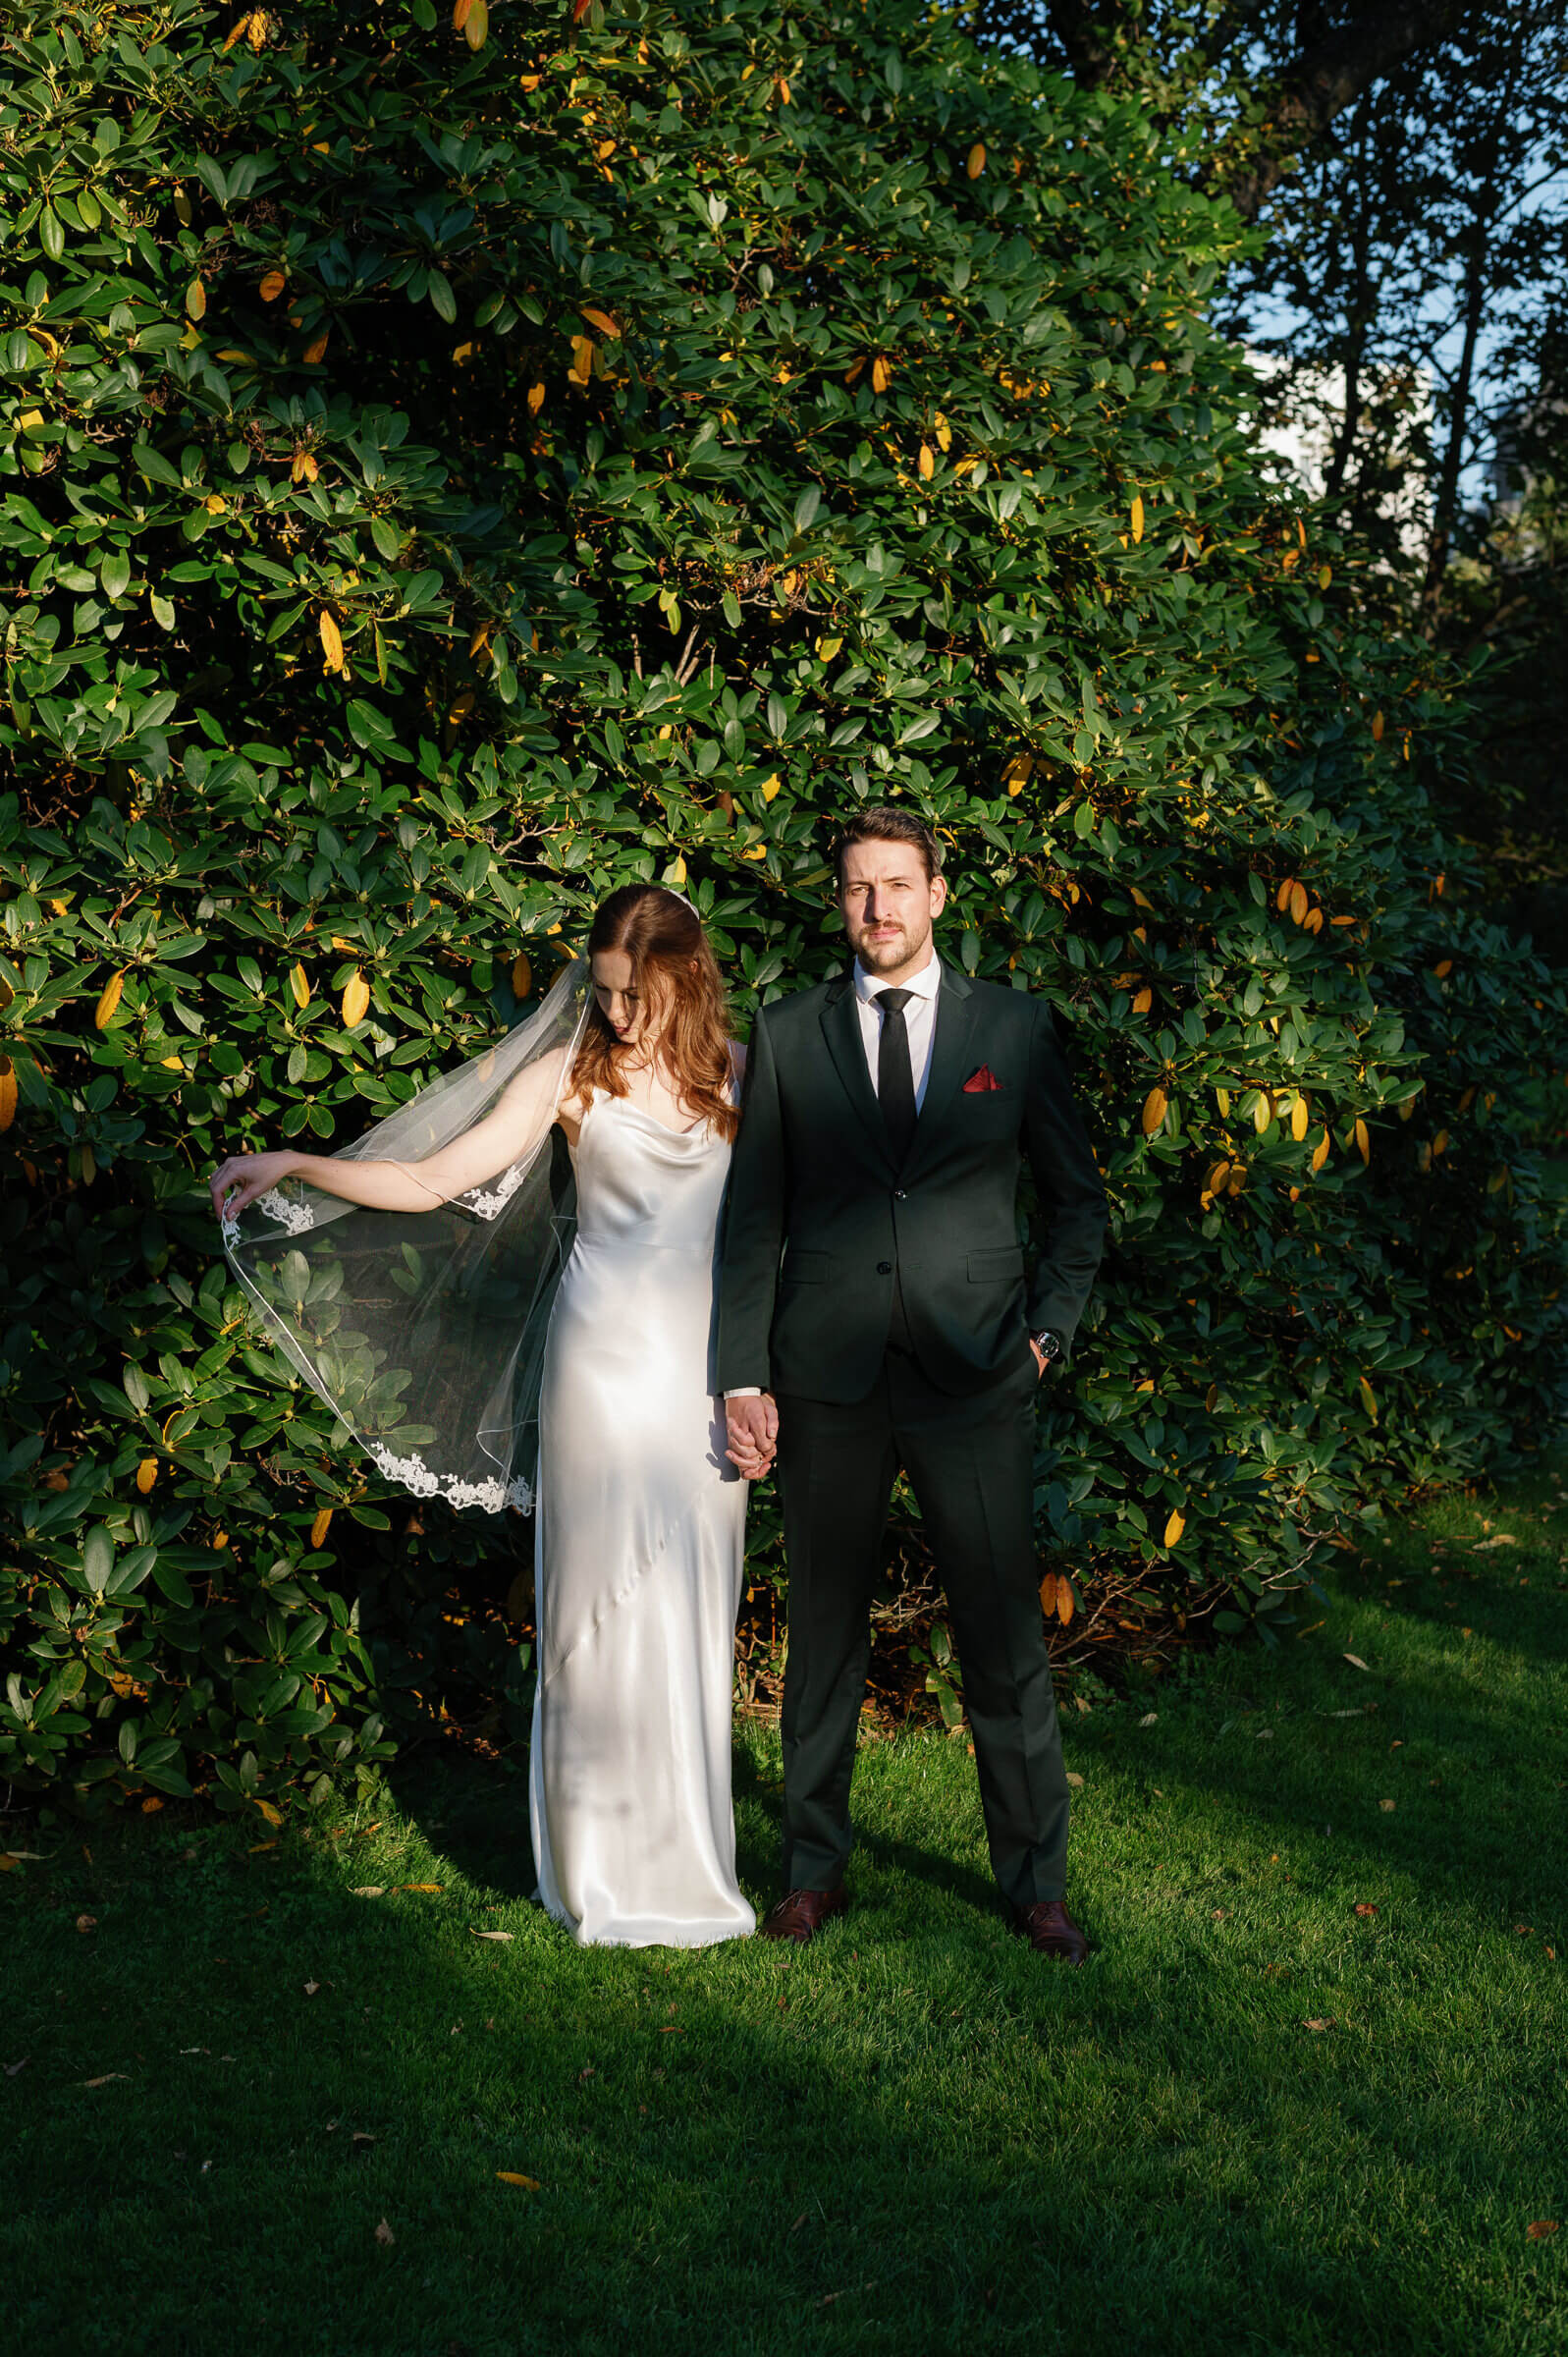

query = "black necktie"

[875,988,917,1164]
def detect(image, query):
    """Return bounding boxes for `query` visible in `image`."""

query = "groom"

[718,806,1108,1962]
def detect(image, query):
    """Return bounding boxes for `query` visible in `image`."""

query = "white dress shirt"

[853,948,942,1110]
[725,953,942,1400]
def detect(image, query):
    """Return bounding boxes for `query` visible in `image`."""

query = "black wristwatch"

[1031,1328,1063,1371]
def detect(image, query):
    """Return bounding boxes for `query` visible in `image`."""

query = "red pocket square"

[963,1065,1003,1093]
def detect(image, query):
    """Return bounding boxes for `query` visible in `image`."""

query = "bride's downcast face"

[591,947,664,1051]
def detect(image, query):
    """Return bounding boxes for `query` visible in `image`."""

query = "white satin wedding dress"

[528,1086,756,1947]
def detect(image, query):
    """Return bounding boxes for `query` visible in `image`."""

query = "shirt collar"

[853,948,942,1007]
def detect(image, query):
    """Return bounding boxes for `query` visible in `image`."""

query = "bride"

[211,885,768,1947]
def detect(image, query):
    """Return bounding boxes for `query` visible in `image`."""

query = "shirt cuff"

[724,1387,764,1399]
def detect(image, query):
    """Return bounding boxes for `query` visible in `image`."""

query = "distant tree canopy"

[1,0,1563,1817]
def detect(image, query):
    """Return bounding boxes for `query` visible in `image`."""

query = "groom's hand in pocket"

[725,1394,778,1482]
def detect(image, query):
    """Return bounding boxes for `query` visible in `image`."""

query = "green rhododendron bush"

[2,0,1564,1813]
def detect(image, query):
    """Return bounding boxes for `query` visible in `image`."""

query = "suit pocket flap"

[783,1248,832,1283]
[967,1245,1025,1283]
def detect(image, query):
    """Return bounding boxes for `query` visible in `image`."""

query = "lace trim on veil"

[366,1442,533,1516]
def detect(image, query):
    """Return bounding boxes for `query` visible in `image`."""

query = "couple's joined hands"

[725,1395,778,1482]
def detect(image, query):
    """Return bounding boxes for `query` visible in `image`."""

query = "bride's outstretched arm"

[210,1049,571,1227]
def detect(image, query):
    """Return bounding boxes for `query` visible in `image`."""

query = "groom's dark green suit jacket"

[716,964,1108,1404]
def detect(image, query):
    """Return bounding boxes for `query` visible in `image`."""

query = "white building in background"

[1244,352,1433,559]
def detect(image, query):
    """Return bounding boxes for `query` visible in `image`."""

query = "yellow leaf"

[1318,563,1331,589]
[526,382,546,415]
[1216,1087,1230,1118]
[668,854,687,886]
[1141,1085,1167,1136]
[318,610,345,672]
[187,280,207,320]
[94,972,125,1030]
[290,962,310,1009]
[1358,1376,1378,1424]
[1253,1091,1273,1134]
[496,2173,542,2189]
[1129,887,1154,909]
[292,450,318,483]
[742,844,767,861]
[310,1507,333,1547]
[259,270,287,302]
[1129,492,1144,543]
[762,775,782,801]
[815,636,842,662]
[255,1799,284,1827]
[1275,876,1294,912]
[1303,905,1325,934]
[1354,1117,1370,1164]
[1204,1160,1231,1197]
[135,1458,158,1494]
[463,0,489,46]
[871,355,892,394]
[302,330,329,365]
[1163,1508,1186,1549]
[341,972,370,1027]
[580,305,622,339]
[203,493,227,515]
[934,412,951,452]
[396,1882,443,1892]
[776,77,791,103]
[1289,880,1309,924]
[511,953,532,998]
[1290,1094,1309,1142]
[966,142,986,178]
[1131,986,1153,1014]
[223,12,253,50]
[1311,1128,1330,1175]
[918,443,934,480]
[0,1061,15,1132]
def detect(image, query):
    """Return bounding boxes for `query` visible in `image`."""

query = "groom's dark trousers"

[716,961,1107,1909]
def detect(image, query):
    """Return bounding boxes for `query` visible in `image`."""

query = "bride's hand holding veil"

[207,1050,572,1231]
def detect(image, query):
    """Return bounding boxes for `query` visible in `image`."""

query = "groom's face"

[838,841,946,979]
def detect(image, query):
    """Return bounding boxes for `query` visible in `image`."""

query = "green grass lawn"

[5,1463,1567,2357]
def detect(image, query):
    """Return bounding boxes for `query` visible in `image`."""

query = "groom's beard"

[848,916,933,975]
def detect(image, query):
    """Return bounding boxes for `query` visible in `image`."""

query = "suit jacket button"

[894,1189,907,1200]
[877,1261,892,1275]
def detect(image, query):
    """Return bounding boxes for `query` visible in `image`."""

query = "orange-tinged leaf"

[1303,905,1325,934]
[255,1799,284,1827]
[135,1457,158,1495]
[1055,1578,1074,1626]
[1163,1507,1186,1549]
[1311,1128,1330,1175]
[1318,563,1331,589]
[871,355,892,394]
[187,279,206,320]
[463,0,489,45]
[1289,880,1309,924]
[290,961,310,1010]
[918,443,934,480]
[396,1882,443,1892]
[1129,492,1144,543]
[580,306,622,339]
[526,381,546,414]
[1131,986,1153,1014]
[1354,1117,1370,1164]
[1527,2221,1559,2240]
[310,1507,333,1548]
[453,0,472,23]
[291,449,318,483]
[776,77,791,103]
[1141,1085,1167,1136]
[1290,1093,1309,1142]
[1358,1376,1378,1423]
[1204,1160,1232,1197]
[1354,1900,1378,1917]
[1433,958,1453,978]
[1371,710,1385,741]
[1038,1571,1058,1616]
[341,972,370,1027]
[223,12,252,49]
[318,610,345,672]
[259,270,287,302]
[966,142,986,178]
[0,1060,15,1132]
[94,972,125,1030]
[511,953,532,998]
[1275,876,1294,912]
[302,330,329,365]
[497,2172,542,2189]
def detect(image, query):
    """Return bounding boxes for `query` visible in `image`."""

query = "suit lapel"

[820,973,896,1174]
[904,967,979,1178]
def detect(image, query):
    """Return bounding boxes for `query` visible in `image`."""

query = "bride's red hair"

[570,885,738,1141]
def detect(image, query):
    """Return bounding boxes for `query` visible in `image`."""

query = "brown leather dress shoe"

[1012,1899,1090,1964]
[760,1887,849,1944]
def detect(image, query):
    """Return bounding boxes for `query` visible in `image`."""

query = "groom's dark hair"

[834,805,945,885]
